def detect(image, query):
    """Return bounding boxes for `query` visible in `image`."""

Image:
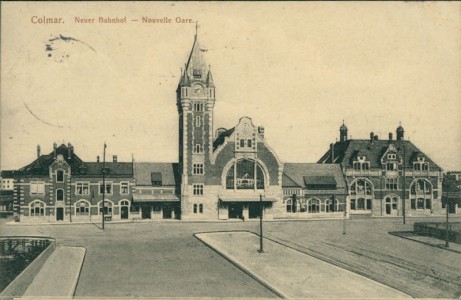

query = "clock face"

[193,84,204,95]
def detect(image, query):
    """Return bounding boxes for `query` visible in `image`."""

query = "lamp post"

[102,143,106,230]
[258,194,264,253]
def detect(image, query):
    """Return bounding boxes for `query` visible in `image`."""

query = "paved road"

[2,216,460,298]
[1,220,276,298]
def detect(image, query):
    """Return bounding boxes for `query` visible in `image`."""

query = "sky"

[1,2,460,171]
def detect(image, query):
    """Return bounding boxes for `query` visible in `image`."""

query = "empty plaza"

[1,216,460,298]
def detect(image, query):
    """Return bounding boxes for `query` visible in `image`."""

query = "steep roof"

[84,162,133,177]
[179,33,212,87]
[134,162,179,186]
[18,144,86,176]
[282,163,346,189]
[318,139,442,171]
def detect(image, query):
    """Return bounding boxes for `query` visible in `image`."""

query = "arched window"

[75,200,90,215]
[99,201,113,215]
[308,198,320,213]
[56,189,64,201]
[350,179,373,211]
[410,179,432,210]
[30,200,45,216]
[226,159,265,190]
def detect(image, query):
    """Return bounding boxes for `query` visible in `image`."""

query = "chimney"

[258,126,265,138]
[67,143,72,159]
[330,143,335,163]
[370,132,374,142]
[53,142,57,158]
[113,155,118,163]
[37,145,41,158]
[389,132,393,141]
[97,156,100,162]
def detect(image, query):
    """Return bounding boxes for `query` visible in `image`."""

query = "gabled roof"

[318,139,442,171]
[19,144,86,176]
[134,162,179,186]
[282,163,346,189]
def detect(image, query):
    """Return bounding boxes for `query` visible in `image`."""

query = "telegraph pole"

[444,176,450,248]
[402,144,406,225]
[102,143,107,230]
[259,194,264,253]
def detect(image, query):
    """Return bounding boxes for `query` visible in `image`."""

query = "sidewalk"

[196,231,411,299]
[22,246,86,297]
[390,231,461,254]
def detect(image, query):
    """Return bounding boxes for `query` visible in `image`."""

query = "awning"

[219,197,277,203]
[133,194,179,202]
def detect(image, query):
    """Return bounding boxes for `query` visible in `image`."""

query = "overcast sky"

[1,2,460,171]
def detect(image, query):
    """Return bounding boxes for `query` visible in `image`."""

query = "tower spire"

[195,21,199,37]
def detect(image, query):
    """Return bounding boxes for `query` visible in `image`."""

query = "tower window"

[194,144,203,154]
[193,163,204,175]
[240,139,245,148]
[195,116,201,127]
[193,69,202,79]
[193,184,203,195]
[56,189,64,201]
[193,102,204,112]
[247,139,252,148]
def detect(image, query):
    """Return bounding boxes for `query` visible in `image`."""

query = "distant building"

[133,162,180,220]
[318,123,443,217]
[442,171,461,214]
[0,172,15,216]
[8,143,134,222]
[282,164,348,218]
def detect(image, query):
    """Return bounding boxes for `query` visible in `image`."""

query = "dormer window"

[353,161,370,171]
[388,154,396,160]
[414,161,429,171]
[386,162,397,171]
[193,69,202,79]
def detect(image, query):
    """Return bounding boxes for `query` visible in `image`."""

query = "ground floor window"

[193,203,204,214]
[99,201,113,215]
[30,200,45,216]
[411,198,431,210]
[350,197,372,211]
[75,200,90,215]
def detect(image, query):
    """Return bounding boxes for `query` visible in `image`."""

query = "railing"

[413,222,461,244]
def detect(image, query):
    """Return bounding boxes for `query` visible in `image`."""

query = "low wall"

[414,222,461,244]
[0,237,56,298]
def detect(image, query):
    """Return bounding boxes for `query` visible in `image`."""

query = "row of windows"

[193,203,203,214]
[286,198,345,213]
[29,199,131,216]
[29,182,130,195]
[239,139,253,148]
[353,162,430,171]
[350,178,433,195]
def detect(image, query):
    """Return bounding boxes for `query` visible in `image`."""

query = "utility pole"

[102,143,106,230]
[259,194,264,253]
[402,144,406,225]
[444,176,450,248]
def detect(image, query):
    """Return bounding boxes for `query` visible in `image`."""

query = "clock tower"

[176,30,216,218]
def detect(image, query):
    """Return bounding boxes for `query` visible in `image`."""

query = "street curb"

[69,246,86,297]
[388,231,461,254]
[194,232,287,299]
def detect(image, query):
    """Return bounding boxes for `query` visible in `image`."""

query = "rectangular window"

[193,204,197,213]
[411,199,416,209]
[193,163,204,175]
[76,182,89,195]
[353,162,360,170]
[194,144,203,154]
[422,163,429,171]
[120,182,129,194]
[350,199,356,210]
[30,182,45,194]
[56,170,64,182]
[99,182,113,195]
[195,116,201,127]
[362,162,370,170]
[385,178,398,190]
[386,163,396,171]
[193,184,203,196]
[199,204,203,213]
[414,163,421,171]
[194,102,204,112]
